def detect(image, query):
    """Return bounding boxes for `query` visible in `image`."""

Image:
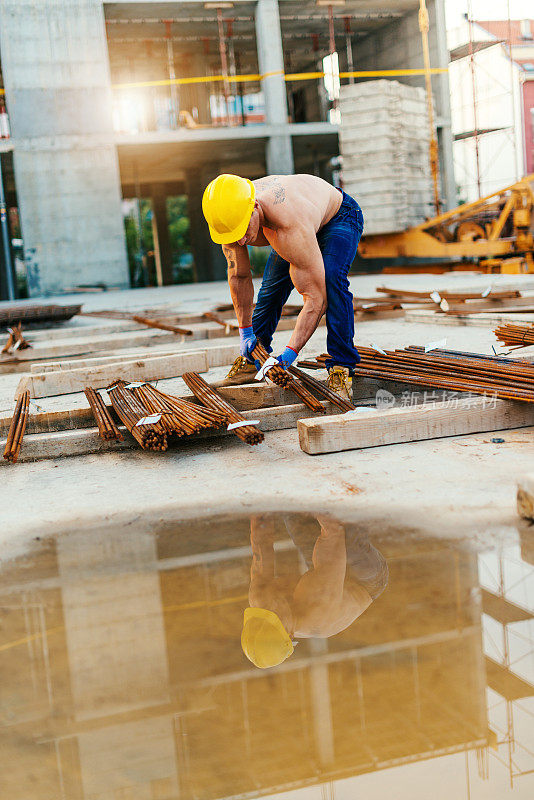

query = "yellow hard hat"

[202,174,256,244]
[241,607,294,669]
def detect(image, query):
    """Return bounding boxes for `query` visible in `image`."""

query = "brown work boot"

[327,366,353,402]
[220,356,260,386]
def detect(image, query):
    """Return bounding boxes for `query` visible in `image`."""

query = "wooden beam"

[298,398,534,455]
[16,343,242,399]
[0,382,301,437]
[445,297,534,314]
[0,400,344,465]
[15,351,210,399]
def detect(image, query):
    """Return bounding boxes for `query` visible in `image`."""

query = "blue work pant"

[251,190,364,370]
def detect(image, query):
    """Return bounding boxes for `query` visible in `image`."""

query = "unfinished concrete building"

[0,1,454,297]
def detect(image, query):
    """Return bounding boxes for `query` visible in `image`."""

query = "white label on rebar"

[124,382,145,389]
[482,286,492,298]
[370,343,387,356]
[12,339,21,351]
[430,291,441,303]
[227,419,260,431]
[7,327,14,335]
[255,356,278,381]
[136,414,161,426]
[425,338,447,353]
[362,303,374,309]
[225,324,231,335]
[440,298,450,311]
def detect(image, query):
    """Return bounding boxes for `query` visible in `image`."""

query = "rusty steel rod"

[131,315,193,336]
[183,372,264,445]
[289,365,355,412]
[203,311,239,331]
[84,387,124,441]
[252,342,325,413]
[3,390,30,463]
[495,323,534,348]
[299,346,534,403]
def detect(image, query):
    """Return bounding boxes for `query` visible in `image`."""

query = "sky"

[445,0,534,26]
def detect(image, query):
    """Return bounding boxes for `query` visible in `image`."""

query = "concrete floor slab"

[2,274,534,559]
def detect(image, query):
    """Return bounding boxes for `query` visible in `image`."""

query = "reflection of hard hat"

[202,174,256,244]
[241,607,294,669]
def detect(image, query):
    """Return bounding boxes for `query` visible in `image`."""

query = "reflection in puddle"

[1,514,533,799]
[243,516,388,668]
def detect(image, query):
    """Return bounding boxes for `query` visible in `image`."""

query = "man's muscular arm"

[264,223,327,353]
[222,244,254,327]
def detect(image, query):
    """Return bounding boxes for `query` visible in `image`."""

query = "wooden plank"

[30,349,187,373]
[15,351,209,399]
[0,400,344,464]
[0,382,299,437]
[517,474,534,521]
[15,343,241,399]
[27,342,240,374]
[404,309,534,327]
[445,297,534,314]
[298,397,534,455]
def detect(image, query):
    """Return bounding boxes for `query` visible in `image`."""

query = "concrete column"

[187,168,227,283]
[0,0,129,296]
[431,0,456,209]
[255,0,294,174]
[150,184,173,286]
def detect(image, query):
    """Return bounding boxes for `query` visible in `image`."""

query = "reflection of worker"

[241,515,388,669]
[202,174,364,401]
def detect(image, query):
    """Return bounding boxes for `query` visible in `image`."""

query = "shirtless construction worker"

[202,173,364,399]
[241,514,388,669]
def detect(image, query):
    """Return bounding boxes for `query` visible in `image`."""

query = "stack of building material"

[339,80,433,234]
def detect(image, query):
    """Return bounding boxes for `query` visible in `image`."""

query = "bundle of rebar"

[288,365,355,412]
[84,387,124,441]
[299,346,534,403]
[251,342,325,413]
[108,381,169,450]
[129,383,228,436]
[494,323,534,348]
[182,372,264,445]
[3,391,30,463]
[107,380,228,450]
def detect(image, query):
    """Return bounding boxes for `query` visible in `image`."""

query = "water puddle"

[1,513,533,798]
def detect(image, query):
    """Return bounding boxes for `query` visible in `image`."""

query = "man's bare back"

[246,174,342,246]
[222,174,344,354]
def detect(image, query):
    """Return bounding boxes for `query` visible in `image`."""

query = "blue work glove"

[239,326,257,361]
[276,346,299,369]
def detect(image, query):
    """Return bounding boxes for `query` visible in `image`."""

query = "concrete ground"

[2,271,534,559]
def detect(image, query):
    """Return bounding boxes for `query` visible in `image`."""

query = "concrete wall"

[0,0,129,296]
[353,0,455,210]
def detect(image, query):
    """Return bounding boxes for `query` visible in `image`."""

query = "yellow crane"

[358,174,534,274]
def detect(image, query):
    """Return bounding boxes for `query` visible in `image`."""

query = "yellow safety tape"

[0,625,63,653]
[0,594,248,653]
[112,67,447,90]
[0,68,448,96]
